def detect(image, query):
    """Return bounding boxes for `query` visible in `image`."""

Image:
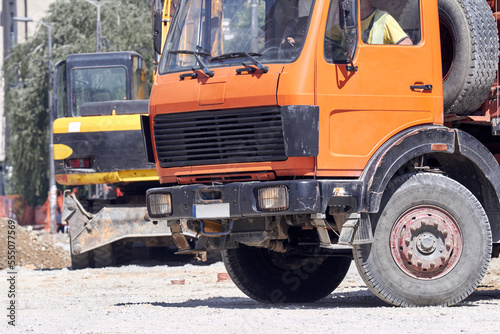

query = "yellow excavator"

[54,0,186,268]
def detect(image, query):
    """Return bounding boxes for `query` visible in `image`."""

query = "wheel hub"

[390,206,462,279]
[416,232,437,254]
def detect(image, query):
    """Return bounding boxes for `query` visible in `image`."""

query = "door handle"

[410,84,433,91]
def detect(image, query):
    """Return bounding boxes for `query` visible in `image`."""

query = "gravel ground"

[1,219,499,333]
[1,258,499,333]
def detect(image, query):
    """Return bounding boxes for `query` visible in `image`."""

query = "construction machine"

[53,0,189,268]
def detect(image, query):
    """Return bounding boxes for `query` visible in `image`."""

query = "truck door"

[316,0,442,176]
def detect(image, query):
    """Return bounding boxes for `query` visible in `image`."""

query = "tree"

[2,0,153,205]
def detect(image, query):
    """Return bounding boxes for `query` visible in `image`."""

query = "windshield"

[159,0,314,74]
[70,66,127,116]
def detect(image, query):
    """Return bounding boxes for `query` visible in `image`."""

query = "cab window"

[359,0,421,46]
[324,0,421,64]
[70,67,127,116]
[131,56,149,100]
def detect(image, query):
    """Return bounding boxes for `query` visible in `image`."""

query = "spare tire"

[439,0,498,115]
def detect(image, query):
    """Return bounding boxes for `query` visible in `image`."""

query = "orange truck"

[143,0,500,306]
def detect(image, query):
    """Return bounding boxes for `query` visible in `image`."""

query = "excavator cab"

[54,51,149,118]
[52,51,153,186]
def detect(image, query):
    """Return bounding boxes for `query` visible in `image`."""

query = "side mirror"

[339,0,358,29]
[153,6,163,55]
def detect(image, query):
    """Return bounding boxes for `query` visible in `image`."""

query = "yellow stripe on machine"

[53,114,144,134]
[56,169,159,185]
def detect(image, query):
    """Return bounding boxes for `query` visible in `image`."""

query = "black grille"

[153,108,287,168]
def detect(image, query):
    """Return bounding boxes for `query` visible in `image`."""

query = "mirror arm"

[345,48,358,72]
[341,0,358,72]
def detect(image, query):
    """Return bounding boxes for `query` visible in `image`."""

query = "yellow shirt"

[326,9,409,45]
[362,9,408,44]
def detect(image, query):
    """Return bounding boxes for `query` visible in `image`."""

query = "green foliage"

[2,0,153,205]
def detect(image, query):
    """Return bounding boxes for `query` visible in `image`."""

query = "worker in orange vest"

[41,190,68,232]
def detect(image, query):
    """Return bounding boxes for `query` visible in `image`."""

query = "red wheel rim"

[390,206,462,280]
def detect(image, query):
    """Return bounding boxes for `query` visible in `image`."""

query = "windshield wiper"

[211,52,269,74]
[169,50,214,78]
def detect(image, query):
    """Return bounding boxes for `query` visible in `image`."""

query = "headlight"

[148,193,172,216]
[257,186,289,212]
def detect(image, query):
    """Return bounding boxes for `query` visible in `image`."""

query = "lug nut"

[408,251,413,259]
[405,238,411,246]
[441,255,446,262]
[446,242,451,250]
[443,231,448,238]
[417,260,423,267]
[410,226,417,232]
[430,261,435,268]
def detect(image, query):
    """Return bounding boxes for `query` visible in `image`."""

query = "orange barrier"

[0,195,35,226]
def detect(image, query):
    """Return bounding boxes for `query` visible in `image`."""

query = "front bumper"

[146,179,364,220]
[147,180,321,219]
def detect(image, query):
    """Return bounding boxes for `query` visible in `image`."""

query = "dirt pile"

[0,218,70,270]
[481,255,500,288]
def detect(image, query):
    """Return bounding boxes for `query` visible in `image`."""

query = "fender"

[361,126,500,223]
[455,129,500,192]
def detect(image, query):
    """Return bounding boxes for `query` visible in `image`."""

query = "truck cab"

[145,0,500,306]
[148,0,441,181]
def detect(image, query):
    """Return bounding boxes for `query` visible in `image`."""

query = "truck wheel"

[353,173,492,306]
[93,244,114,268]
[438,0,498,115]
[70,252,91,270]
[223,244,352,303]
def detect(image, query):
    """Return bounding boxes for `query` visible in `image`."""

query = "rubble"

[0,218,70,270]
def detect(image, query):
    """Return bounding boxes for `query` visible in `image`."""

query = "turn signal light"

[257,185,289,212]
[148,193,172,216]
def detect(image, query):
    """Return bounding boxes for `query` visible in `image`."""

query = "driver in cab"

[327,0,413,45]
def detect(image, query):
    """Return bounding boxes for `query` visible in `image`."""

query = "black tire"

[70,252,91,270]
[223,244,352,303]
[353,173,492,306]
[69,231,91,270]
[93,244,114,268]
[438,0,498,115]
[113,242,133,266]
